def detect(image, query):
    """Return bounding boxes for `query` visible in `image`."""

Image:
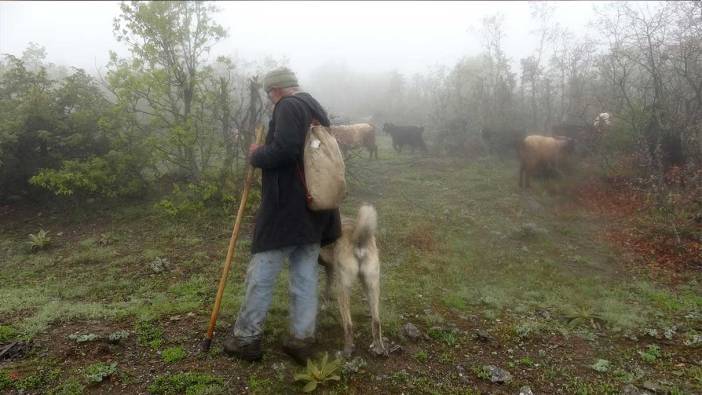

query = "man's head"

[263,67,299,104]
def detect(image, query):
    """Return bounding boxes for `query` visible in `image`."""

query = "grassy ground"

[1,135,701,394]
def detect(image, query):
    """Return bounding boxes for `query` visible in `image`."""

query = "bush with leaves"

[0,48,133,201]
[294,352,342,393]
[84,362,117,383]
[28,229,51,252]
[30,151,147,199]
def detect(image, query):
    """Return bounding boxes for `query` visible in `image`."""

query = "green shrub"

[135,321,164,349]
[0,325,18,342]
[0,371,11,391]
[30,152,146,199]
[294,352,341,393]
[108,330,129,343]
[590,359,610,373]
[29,229,51,252]
[84,362,117,383]
[471,365,491,381]
[639,344,661,364]
[427,327,459,346]
[162,346,187,364]
[414,350,428,363]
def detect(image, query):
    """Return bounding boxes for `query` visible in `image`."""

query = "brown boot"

[223,334,263,362]
[281,337,317,365]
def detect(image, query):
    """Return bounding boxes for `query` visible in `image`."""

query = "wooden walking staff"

[200,125,264,352]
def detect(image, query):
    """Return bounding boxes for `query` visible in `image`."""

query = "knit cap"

[262,67,299,92]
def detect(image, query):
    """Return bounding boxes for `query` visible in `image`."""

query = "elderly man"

[223,67,341,364]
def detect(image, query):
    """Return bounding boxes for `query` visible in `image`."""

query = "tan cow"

[518,135,575,188]
[329,123,378,159]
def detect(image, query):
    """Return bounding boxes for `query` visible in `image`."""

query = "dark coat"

[249,92,341,254]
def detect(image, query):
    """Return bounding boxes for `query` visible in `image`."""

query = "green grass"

[147,372,224,395]
[414,350,428,363]
[0,324,19,342]
[135,320,164,350]
[0,137,700,392]
[162,346,187,364]
[48,378,85,395]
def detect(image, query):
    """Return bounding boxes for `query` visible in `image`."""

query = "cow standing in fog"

[382,123,427,153]
[330,123,378,159]
[518,135,575,188]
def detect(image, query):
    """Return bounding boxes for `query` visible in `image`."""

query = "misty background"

[3,1,604,123]
[0,0,699,205]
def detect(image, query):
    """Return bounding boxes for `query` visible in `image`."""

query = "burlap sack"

[302,125,346,210]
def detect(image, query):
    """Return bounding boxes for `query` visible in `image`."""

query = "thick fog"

[6,1,664,122]
[2,1,602,76]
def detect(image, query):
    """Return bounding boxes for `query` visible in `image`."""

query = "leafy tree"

[0,47,121,200]
[109,0,227,181]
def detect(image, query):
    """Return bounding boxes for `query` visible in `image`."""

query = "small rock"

[622,384,655,395]
[663,326,676,340]
[474,329,494,342]
[485,365,512,384]
[455,364,470,384]
[684,333,702,346]
[403,323,421,341]
[641,381,667,393]
[624,332,639,341]
[380,337,402,354]
[149,257,169,273]
[519,386,535,395]
[537,309,551,320]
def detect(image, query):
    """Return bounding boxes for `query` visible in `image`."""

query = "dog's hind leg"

[320,263,334,311]
[337,283,355,356]
[360,259,387,356]
[336,257,359,356]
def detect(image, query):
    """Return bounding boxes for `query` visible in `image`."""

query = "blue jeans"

[232,243,321,341]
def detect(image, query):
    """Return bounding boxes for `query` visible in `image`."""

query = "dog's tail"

[352,204,377,250]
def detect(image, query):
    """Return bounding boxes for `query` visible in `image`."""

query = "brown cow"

[518,135,575,188]
[330,123,378,159]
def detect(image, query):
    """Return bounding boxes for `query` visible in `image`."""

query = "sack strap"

[296,162,313,205]
[285,93,321,206]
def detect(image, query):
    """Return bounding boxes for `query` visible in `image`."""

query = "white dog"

[318,204,387,356]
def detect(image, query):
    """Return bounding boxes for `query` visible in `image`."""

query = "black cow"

[382,123,428,153]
